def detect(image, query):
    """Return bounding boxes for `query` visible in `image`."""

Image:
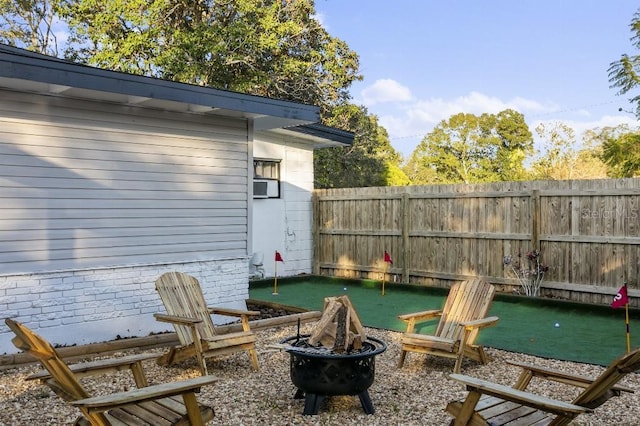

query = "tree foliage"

[532,122,608,180]
[585,124,640,178]
[59,0,361,111]
[572,142,609,180]
[314,104,408,188]
[0,0,59,55]
[531,122,578,180]
[404,109,533,184]
[609,9,640,117]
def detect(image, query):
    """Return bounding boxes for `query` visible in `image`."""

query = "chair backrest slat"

[572,348,640,408]
[155,272,217,345]
[5,319,90,402]
[435,278,495,342]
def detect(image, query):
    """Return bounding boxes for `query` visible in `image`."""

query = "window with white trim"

[253,159,281,198]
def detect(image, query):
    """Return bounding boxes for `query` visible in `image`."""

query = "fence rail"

[312,179,640,306]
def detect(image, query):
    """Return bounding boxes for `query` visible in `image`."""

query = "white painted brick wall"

[0,258,249,354]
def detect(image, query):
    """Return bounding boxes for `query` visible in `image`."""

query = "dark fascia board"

[0,43,319,123]
[286,123,354,147]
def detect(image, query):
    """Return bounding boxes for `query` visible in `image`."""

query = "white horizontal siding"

[0,90,249,274]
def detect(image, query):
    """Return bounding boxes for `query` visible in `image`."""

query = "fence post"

[312,191,320,275]
[402,191,410,283]
[531,189,541,250]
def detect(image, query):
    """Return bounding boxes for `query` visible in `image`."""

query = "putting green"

[249,276,640,366]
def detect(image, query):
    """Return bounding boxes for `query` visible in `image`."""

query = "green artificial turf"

[249,276,640,366]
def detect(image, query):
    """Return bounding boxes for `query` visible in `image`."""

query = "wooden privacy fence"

[312,179,640,306]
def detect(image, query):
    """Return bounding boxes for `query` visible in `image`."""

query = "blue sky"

[315,1,640,157]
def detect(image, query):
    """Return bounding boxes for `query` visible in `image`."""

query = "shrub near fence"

[312,179,640,307]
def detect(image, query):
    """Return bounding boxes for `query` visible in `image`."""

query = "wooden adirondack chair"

[5,318,216,426]
[446,347,640,425]
[397,278,499,373]
[154,272,260,376]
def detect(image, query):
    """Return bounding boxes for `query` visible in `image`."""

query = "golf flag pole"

[611,282,631,353]
[381,262,386,296]
[382,251,393,296]
[626,300,631,354]
[273,251,284,295]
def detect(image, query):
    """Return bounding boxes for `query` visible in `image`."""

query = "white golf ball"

[554,322,560,328]
[343,287,348,291]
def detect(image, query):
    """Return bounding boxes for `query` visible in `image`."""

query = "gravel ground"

[1,324,639,425]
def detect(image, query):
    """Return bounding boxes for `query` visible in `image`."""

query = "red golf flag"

[275,251,284,262]
[612,284,629,309]
[384,251,393,264]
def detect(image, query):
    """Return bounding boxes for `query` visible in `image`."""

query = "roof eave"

[275,123,354,148]
[0,44,319,128]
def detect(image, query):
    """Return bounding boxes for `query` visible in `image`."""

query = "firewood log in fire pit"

[307,295,366,353]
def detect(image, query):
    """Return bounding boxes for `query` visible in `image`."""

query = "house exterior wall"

[0,89,253,353]
[252,132,315,278]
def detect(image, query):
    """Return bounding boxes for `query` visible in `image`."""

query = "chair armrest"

[397,309,442,322]
[207,307,260,317]
[70,376,218,411]
[508,360,594,386]
[153,313,202,325]
[449,373,590,417]
[398,309,442,333]
[27,353,158,386]
[506,360,635,393]
[209,307,259,334]
[459,316,500,330]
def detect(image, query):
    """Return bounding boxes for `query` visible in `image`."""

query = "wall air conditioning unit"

[253,179,280,198]
[253,180,269,198]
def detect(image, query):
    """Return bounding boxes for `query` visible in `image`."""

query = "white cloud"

[583,114,638,130]
[373,91,558,146]
[52,17,70,44]
[412,91,558,120]
[314,13,327,28]
[361,79,412,105]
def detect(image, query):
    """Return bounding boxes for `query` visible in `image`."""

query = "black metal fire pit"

[280,334,387,415]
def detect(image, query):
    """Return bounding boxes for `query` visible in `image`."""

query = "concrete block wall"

[0,257,249,355]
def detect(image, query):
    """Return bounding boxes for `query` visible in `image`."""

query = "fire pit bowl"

[280,334,387,415]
